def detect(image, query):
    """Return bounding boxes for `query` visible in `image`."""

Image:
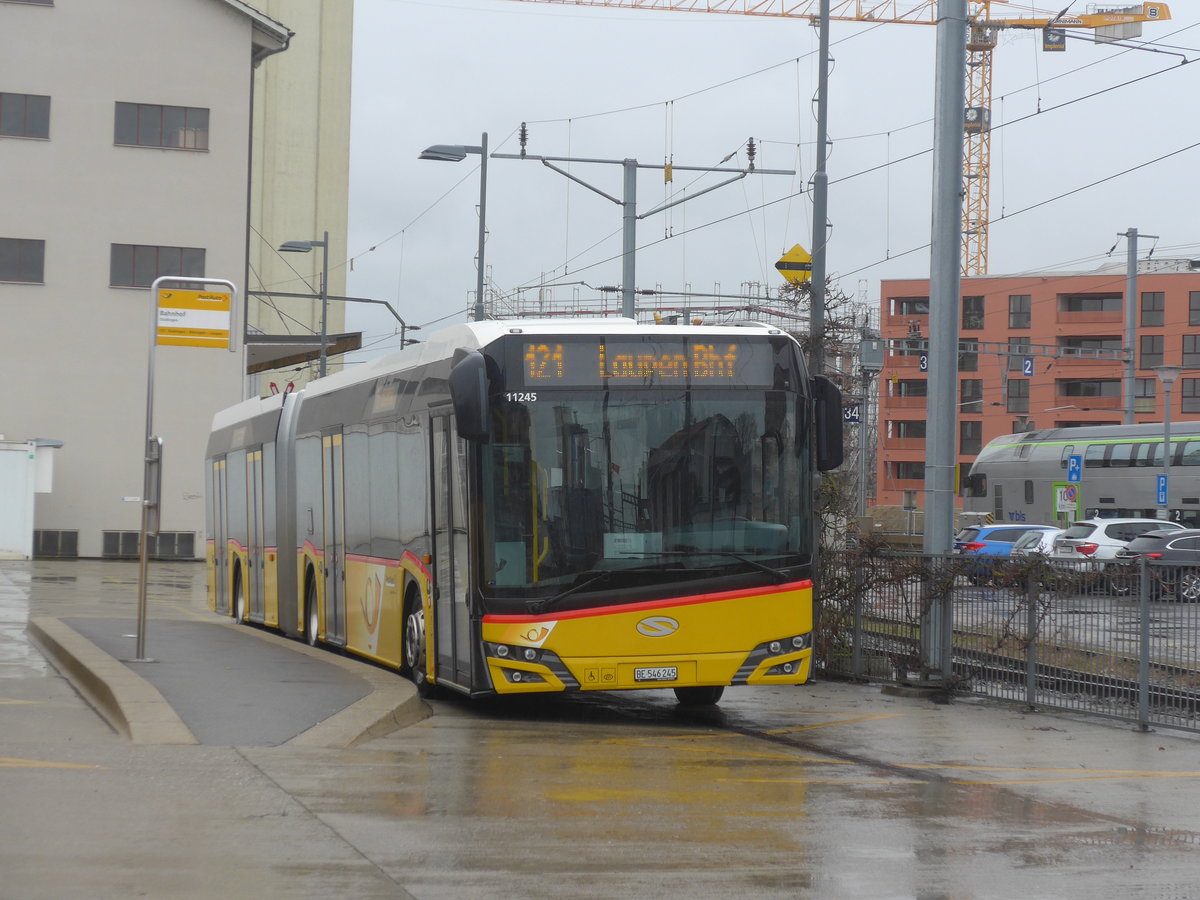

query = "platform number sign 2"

[1022,357,1034,377]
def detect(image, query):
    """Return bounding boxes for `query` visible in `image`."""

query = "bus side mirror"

[449,349,491,442]
[813,374,844,472]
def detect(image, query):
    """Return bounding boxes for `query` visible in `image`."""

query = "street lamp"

[420,133,488,322]
[278,231,330,377]
[1155,365,1183,521]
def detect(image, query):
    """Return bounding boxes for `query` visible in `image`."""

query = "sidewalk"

[20,572,427,747]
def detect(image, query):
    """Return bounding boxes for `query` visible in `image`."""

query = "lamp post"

[279,231,330,376]
[420,133,488,322]
[1155,365,1182,521]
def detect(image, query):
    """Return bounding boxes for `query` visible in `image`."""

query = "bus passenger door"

[321,432,347,645]
[430,413,473,689]
[247,449,266,622]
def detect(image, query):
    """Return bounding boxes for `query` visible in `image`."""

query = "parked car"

[1011,527,1064,556]
[954,524,1061,584]
[1050,518,1186,564]
[1114,528,1200,601]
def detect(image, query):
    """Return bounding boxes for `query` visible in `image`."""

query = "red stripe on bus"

[483,579,812,624]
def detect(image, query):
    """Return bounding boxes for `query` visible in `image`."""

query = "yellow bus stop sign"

[157,289,232,348]
[775,244,813,285]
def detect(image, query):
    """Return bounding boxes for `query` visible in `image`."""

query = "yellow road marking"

[0,758,102,770]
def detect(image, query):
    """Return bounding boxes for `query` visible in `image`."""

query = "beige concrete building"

[0,0,350,560]
[247,0,353,393]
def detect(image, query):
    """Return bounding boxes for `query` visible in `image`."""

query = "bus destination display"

[520,339,777,388]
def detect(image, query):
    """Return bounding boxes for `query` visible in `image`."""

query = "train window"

[1024,480,1034,504]
[1084,444,1106,467]
[1109,444,1134,467]
[1182,442,1200,466]
[1059,445,1075,468]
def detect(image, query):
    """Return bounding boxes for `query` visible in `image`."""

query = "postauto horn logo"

[636,616,679,637]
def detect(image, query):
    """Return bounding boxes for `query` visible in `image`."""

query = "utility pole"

[921,0,967,683]
[808,0,831,376]
[1122,228,1157,426]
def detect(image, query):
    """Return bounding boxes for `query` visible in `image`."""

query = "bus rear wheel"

[232,567,246,623]
[674,686,724,706]
[305,577,319,647]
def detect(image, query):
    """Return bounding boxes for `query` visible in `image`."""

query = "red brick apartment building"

[876,261,1200,511]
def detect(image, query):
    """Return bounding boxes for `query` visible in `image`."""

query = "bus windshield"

[480,389,811,602]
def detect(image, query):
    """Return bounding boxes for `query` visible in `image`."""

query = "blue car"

[954,524,1060,584]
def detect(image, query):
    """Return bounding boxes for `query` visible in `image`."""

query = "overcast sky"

[342,0,1200,358]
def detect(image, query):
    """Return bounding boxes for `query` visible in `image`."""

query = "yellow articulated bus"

[205,318,842,705]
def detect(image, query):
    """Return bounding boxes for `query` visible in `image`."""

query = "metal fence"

[818,551,1200,734]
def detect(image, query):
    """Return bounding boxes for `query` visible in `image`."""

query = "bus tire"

[674,686,724,706]
[305,574,319,647]
[403,591,433,697]
[232,565,246,623]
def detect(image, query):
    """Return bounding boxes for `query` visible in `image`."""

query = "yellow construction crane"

[496,1,1171,275]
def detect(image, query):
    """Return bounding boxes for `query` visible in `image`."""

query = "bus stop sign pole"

[133,276,238,663]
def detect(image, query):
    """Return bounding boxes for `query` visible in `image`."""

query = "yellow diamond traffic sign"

[775,244,812,285]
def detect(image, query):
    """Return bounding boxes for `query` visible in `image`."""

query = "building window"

[0,237,45,283]
[1140,335,1164,370]
[1135,378,1157,413]
[960,420,982,455]
[1059,379,1121,398]
[109,244,204,288]
[959,339,978,372]
[892,379,927,398]
[1007,294,1031,329]
[1060,293,1121,313]
[1182,379,1200,415]
[891,420,927,439]
[1184,335,1200,368]
[1141,291,1164,327]
[1007,337,1030,372]
[1190,292,1200,327]
[961,295,984,331]
[114,102,209,150]
[1007,379,1029,413]
[891,296,929,317]
[960,379,982,414]
[893,462,925,481]
[0,92,50,139]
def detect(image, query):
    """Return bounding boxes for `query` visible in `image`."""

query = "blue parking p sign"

[1067,455,1082,483]
[1158,475,1168,505]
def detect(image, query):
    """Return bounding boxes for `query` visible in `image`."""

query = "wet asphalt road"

[4,559,1200,899]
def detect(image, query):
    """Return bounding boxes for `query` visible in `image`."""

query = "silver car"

[1050,518,1186,564]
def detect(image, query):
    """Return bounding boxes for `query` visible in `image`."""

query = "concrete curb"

[27,616,198,746]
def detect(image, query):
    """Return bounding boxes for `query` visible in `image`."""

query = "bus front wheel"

[674,686,724,706]
[403,594,432,697]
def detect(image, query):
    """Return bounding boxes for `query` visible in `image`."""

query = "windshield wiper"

[524,570,616,615]
[523,562,689,614]
[632,550,792,584]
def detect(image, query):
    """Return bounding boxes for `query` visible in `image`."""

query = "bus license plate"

[634,666,678,682]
